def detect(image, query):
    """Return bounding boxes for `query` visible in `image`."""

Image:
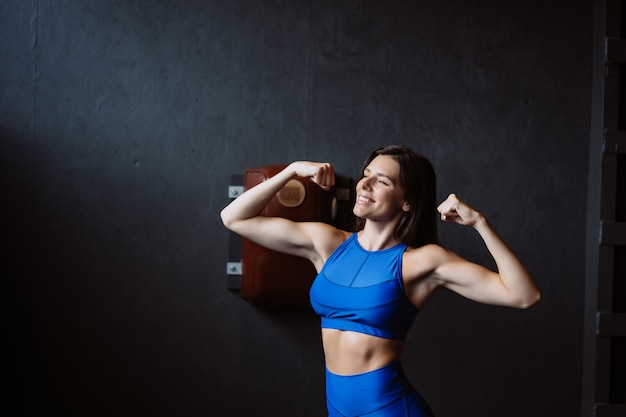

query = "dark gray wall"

[2,1,592,416]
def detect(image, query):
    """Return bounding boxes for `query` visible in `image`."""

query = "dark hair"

[355,145,438,247]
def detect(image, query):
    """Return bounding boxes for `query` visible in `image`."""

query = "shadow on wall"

[1,127,244,416]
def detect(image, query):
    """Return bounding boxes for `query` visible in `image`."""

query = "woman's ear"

[402,202,410,212]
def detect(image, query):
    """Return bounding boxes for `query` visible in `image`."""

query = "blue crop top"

[309,233,419,340]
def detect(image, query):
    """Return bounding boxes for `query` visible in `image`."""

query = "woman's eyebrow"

[364,167,395,183]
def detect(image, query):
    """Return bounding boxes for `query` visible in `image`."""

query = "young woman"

[220,145,541,417]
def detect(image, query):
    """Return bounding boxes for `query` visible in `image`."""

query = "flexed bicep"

[228,216,313,257]
[435,252,519,306]
[220,161,339,259]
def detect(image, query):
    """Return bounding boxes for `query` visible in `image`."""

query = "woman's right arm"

[219,161,336,261]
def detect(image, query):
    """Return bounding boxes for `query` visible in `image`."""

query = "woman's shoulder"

[404,242,447,257]
[401,244,452,303]
[403,243,451,275]
[301,222,351,240]
[300,222,352,258]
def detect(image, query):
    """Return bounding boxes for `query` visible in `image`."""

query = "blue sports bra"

[309,233,419,340]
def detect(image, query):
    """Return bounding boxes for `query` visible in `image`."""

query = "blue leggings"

[325,362,435,417]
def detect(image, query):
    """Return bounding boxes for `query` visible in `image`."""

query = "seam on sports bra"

[315,275,411,310]
[321,270,401,289]
[315,297,410,310]
[396,246,408,293]
[347,253,370,287]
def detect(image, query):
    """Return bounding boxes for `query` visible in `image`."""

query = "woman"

[220,145,541,416]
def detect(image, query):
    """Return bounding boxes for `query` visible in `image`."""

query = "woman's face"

[353,155,409,222]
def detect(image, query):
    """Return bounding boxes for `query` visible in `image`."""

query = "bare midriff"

[321,328,405,375]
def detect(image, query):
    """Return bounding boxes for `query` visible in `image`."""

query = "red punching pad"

[241,164,334,308]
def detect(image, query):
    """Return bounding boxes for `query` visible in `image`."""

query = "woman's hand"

[437,193,481,227]
[290,161,335,191]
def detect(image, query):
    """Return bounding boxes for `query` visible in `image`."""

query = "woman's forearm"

[220,164,297,228]
[220,161,334,230]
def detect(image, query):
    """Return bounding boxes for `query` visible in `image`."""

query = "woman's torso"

[310,232,435,375]
[321,329,405,375]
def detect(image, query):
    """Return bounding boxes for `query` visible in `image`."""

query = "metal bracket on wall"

[226,174,243,291]
[226,261,242,290]
[596,312,626,337]
[228,185,244,199]
[227,262,242,275]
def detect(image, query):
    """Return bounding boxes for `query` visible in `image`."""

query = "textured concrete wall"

[2,1,592,416]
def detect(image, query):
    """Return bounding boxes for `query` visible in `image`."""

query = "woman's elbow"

[516,289,542,309]
[219,208,235,230]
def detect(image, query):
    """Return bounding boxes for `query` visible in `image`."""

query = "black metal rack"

[582,1,626,416]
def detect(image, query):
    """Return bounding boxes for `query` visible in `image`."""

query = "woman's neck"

[357,223,401,251]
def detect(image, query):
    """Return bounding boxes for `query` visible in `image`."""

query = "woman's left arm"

[434,193,541,308]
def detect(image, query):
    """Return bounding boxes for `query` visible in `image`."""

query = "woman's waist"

[321,328,404,376]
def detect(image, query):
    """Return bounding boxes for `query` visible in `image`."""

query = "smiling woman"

[354,146,438,249]
[354,156,409,223]
[220,144,541,416]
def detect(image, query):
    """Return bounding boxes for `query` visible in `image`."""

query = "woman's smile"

[357,195,375,204]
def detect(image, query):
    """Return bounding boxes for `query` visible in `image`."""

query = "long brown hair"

[355,145,438,248]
